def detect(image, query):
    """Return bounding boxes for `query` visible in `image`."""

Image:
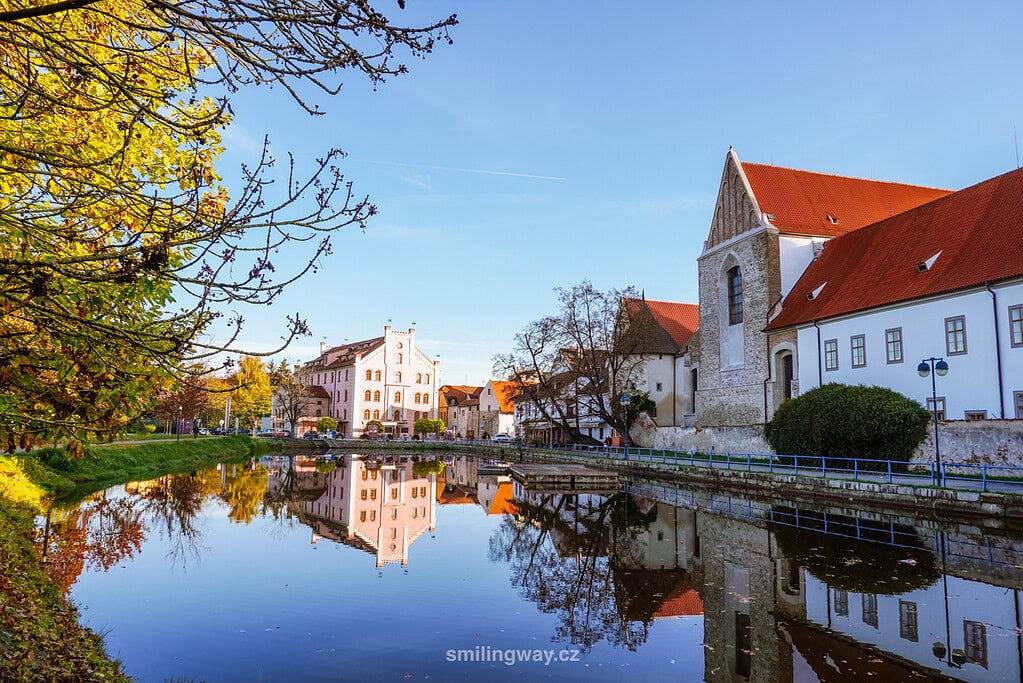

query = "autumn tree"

[230,356,272,425]
[494,281,658,446]
[0,1,456,452]
[268,359,313,437]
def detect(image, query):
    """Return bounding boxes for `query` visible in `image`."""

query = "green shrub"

[764,383,931,471]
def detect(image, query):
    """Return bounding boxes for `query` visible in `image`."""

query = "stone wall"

[657,420,1023,466]
[912,420,1023,467]
[655,424,773,454]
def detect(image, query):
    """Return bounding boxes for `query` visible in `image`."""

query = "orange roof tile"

[621,296,695,351]
[652,582,704,618]
[742,162,951,237]
[767,165,1023,330]
[489,380,532,414]
[487,482,518,515]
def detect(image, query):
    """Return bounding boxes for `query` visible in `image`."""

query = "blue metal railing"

[540,443,1023,493]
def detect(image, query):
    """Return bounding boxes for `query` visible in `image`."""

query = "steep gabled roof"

[489,380,533,414]
[766,165,1023,330]
[742,162,951,238]
[623,297,699,353]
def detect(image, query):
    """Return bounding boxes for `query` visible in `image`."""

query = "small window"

[425,374,430,383]
[370,489,377,500]
[365,369,372,380]
[412,488,418,499]
[851,335,866,368]
[397,353,403,364]
[374,370,381,381]
[899,601,918,642]
[945,316,967,355]
[414,392,421,404]
[727,266,743,325]
[372,409,380,420]
[423,395,429,405]
[885,328,903,364]
[655,382,663,392]
[965,411,987,421]
[390,509,398,520]
[416,373,422,383]
[394,391,401,403]
[363,409,370,420]
[360,489,367,500]
[1011,305,1023,347]
[862,593,878,629]
[964,621,987,668]
[834,590,848,617]
[927,397,946,421]
[390,486,398,498]
[374,390,380,401]
[396,371,402,383]
[393,410,401,421]
[420,486,426,497]
[360,511,366,521]
[369,510,376,522]
[364,390,371,401]
[824,339,839,371]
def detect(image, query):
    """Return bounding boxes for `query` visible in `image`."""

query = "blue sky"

[208,1,1023,385]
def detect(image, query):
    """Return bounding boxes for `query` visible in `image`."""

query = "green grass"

[28,435,273,498]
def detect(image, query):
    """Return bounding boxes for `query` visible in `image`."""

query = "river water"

[35,452,1023,682]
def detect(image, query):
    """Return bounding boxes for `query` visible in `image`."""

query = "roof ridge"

[741,160,950,192]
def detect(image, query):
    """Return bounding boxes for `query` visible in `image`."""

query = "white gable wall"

[778,235,827,300]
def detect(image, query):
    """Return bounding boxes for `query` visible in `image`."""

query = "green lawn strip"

[0,435,277,681]
[31,435,275,497]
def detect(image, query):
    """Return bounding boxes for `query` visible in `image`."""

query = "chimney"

[320,341,327,354]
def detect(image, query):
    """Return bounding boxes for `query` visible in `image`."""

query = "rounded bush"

[765,383,931,470]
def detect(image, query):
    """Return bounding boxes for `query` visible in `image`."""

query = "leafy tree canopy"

[0,1,456,452]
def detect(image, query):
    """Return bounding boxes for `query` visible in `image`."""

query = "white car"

[491,434,515,443]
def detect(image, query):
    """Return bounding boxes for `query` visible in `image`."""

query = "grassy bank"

[0,435,275,681]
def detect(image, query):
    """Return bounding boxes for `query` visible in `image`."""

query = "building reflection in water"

[272,455,438,568]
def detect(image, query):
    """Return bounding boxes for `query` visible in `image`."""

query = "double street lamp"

[917,357,949,486]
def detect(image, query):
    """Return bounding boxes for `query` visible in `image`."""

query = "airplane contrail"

[357,159,566,181]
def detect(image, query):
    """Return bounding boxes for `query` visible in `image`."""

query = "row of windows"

[823,306,1023,372]
[833,590,986,666]
[824,316,972,371]
[363,369,431,383]
[361,390,431,404]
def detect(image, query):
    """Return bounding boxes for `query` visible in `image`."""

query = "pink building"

[285,325,440,438]
[302,456,438,567]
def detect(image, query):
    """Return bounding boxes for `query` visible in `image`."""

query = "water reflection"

[34,453,1023,682]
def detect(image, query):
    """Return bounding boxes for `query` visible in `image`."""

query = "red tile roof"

[767,165,1023,330]
[652,582,704,618]
[623,298,699,353]
[643,298,699,347]
[742,162,951,237]
[489,380,532,414]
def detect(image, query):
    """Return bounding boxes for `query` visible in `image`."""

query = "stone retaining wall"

[654,420,1023,467]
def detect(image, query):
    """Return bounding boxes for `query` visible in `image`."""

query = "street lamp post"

[177,405,182,442]
[917,357,949,486]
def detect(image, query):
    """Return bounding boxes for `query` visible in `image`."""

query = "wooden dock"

[509,463,619,492]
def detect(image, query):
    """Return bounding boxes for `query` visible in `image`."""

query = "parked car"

[256,430,276,438]
[491,433,514,443]
[302,431,320,440]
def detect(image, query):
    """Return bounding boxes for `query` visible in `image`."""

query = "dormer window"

[826,213,839,224]
[806,282,828,301]
[917,250,942,273]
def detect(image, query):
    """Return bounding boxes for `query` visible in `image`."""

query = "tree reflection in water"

[489,491,676,652]
[39,492,147,591]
